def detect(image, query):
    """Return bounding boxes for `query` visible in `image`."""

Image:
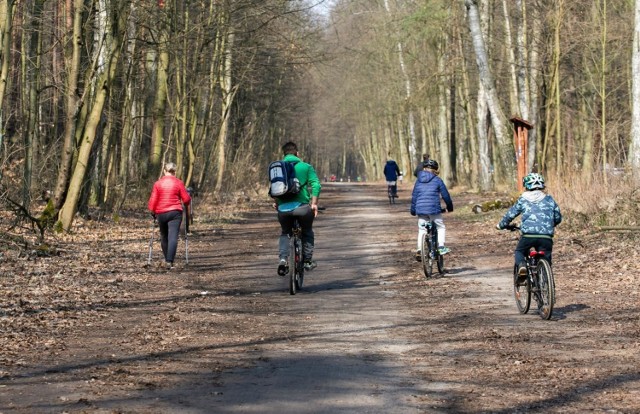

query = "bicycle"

[420,211,445,278]
[287,218,304,295]
[505,225,556,320]
[387,183,397,205]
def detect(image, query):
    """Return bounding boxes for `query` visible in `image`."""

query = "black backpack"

[268,160,300,199]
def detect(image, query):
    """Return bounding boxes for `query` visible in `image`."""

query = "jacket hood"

[417,170,437,183]
[522,190,546,203]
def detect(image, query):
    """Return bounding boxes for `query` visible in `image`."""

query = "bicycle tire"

[434,226,444,274]
[295,238,304,290]
[288,236,297,295]
[536,258,555,320]
[422,232,434,278]
[513,265,531,314]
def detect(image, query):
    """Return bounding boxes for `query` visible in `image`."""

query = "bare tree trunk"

[630,0,640,175]
[465,0,513,184]
[0,0,14,111]
[502,0,519,116]
[382,0,417,171]
[58,0,129,231]
[149,18,169,179]
[22,0,43,208]
[53,0,83,209]
[214,30,235,193]
[437,38,451,183]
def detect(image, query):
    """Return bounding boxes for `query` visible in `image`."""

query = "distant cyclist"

[413,153,430,177]
[410,159,453,261]
[497,172,562,282]
[383,156,401,198]
[275,142,322,276]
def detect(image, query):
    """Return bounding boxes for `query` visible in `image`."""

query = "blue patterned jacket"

[498,190,562,238]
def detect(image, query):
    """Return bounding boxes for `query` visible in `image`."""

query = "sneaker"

[438,246,451,255]
[415,251,422,262]
[303,260,317,271]
[516,262,527,283]
[277,259,288,276]
[165,262,174,270]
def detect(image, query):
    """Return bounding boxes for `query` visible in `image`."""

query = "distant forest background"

[1,0,640,231]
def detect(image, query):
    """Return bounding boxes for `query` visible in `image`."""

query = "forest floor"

[0,182,639,413]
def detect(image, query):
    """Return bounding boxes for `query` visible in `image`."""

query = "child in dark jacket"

[410,160,454,261]
[497,172,562,281]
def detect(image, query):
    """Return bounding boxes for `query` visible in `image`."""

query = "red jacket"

[148,175,191,214]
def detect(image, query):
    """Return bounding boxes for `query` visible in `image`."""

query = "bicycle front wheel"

[513,266,531,314]
[536,258,555,320]
[288,236,297,295]
[421,232,433,278]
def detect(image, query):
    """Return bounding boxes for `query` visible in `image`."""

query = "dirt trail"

[1,182,639,413]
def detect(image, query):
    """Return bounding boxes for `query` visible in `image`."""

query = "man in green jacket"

[275,141,322,276]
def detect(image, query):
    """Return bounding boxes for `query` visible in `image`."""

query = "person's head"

[282,141,298,156]
[164,162,177,175]
[523,172,545,191]
[422,159,439,173]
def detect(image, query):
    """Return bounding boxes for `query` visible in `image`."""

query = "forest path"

[1,182,638,413]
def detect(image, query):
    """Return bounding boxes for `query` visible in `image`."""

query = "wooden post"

[510,117,533,191]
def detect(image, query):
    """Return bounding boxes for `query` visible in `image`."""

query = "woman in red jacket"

[148,163,191,269]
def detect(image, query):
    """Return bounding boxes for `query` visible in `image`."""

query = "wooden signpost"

[510,117,533,191]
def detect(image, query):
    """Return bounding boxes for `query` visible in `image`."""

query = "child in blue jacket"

[411,160,454,261]
[497,172,562,281]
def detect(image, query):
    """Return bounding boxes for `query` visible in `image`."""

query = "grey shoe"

[303,260,317,271]
[277,259,288,276]
[415,251,422,262]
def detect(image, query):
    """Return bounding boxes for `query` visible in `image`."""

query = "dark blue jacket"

[411,171,453,216]
[383,160,400,181]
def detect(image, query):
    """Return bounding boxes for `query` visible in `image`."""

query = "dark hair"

[422,153,429,161]
[423,159,439,171]
[282,141,298,155]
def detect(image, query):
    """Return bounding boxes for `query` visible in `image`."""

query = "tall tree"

[631,0,640,176]
[58,0,131,230]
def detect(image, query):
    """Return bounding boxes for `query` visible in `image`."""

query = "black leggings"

[157,210,183,263]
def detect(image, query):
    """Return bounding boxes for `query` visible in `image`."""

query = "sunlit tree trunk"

[631,0,640,176]
[465,0,513,184]
[437,41,451,183]
[149,12,169,179]
[0,0,14,111]
[21,0,43,208]
[214,30,235,193]
[383,0,417,172]
[53,0,83,209]
[58,0,130,231]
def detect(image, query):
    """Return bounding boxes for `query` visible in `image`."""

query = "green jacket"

[276,154,321,205]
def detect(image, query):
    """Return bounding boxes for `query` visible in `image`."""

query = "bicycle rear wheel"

[294,238,304,290]
[421,232,433,278]
[513,266,531,314]
[536,258,555,320]
[434,227,444,274]
[388,187,395,205]
[288,236,297,295]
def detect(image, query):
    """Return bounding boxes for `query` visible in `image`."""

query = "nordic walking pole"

[184,207,189,266]
[147,217,156,266]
